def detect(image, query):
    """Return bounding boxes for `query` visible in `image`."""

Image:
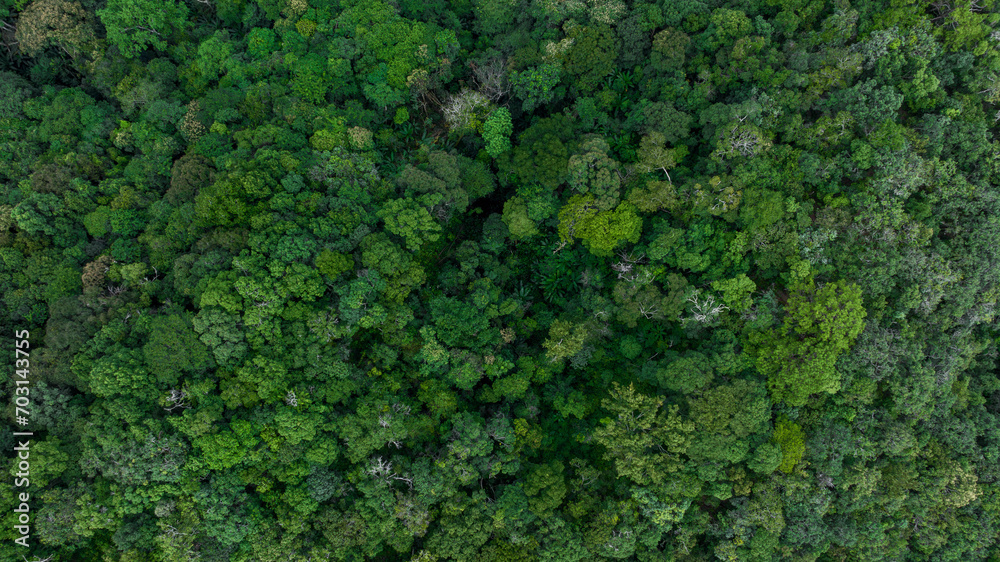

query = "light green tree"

[542,319,589,363]
[773,417,805,473]
[97,0,189,59]
[753,278,866,406]
[524,461,566,518]
[483,108,513,157]
[501,196,540,240]
[558,195,642,256]
[593,383,695,486]
[377,198,443,252]
[637,132,688,183]
[567,136,621,209]
[711,274,756,313]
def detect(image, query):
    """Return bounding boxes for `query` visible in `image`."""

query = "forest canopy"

[1,0,1000,560]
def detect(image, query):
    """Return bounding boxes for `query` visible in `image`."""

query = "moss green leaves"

[752,278,866,406]
[542,319,589,363]
[773,417,805,473]
[482,107,513,157]
[97,0,189,59]
[557,195,641,256]
[377,197,442,252]
[594,383,694,486]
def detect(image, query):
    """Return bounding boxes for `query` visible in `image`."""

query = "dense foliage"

[2,0,1000,560]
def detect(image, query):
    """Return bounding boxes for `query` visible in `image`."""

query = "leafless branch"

[471,58,510,102]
